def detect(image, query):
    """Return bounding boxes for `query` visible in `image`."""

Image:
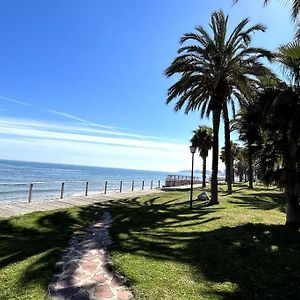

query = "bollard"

[131,180,134,191]
[142,180,145,190]
[104,181,107,194]
[60,182,65,199]
[28,183,33,203]
[85,181,89,196]
[120,180,122,193]
[151,180,153,189]
[158,180,161,188]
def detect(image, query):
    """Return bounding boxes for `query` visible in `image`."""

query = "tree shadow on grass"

[77,194,300,299]
[192,224,300,299]
[229,192,286,213]
[0,191,297,299]
[0,210,92,298]
[0,193,217,298]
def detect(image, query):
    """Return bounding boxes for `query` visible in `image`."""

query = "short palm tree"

[191,126,213,188]
[233,102,263,188]
[165,10,272,204]
[235,146,249,182]
[220,141,239,185]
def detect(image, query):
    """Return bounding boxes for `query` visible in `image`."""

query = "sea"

[0,160,169,203]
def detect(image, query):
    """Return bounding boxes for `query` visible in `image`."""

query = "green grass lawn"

[1,184,300,299]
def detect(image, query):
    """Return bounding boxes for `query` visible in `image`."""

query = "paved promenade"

[49,212,132,300]
[0,189,162,219]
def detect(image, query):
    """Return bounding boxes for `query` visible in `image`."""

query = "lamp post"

[189,145,196,209]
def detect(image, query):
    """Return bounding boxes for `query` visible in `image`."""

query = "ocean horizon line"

[0,158,173,174]
[0,159,169,202]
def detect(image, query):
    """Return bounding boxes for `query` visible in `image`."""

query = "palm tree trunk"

[232,159,235,184]
[239,170,243,182]
[285,184,300,227]
[202,157,206,188]
[223,104,232,194]
[210,109,221,204]
[248,150,254,189]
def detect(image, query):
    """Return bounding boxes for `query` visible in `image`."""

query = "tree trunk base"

[285,199,300,228]
[206,200,219,206]
[285,221,300,228]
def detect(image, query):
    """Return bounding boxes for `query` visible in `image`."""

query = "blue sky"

[0,0,294,172]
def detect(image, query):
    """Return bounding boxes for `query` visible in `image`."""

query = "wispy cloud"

[0,95,35,108]
[0,95,222,171]
[0,95,185,143]
[0,95,122,132]
[46,109,121,131]
[0,116,194,171]
[0,118,185,151]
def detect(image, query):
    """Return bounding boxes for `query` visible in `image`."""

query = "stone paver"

[48,212,132,300]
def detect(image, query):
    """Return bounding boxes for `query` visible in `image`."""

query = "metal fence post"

[104,181,107,194]
[28,183,33,203]
[85,181,89,196]
[151,180,153,189]
[60,182,65,199]
[131,180,134,191]
[120,181,122,193]
[142,180,144,190]
[158,180,161,188]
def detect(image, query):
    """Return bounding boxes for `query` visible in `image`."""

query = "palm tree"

[256,86,300,226]
[191,126,213,188]
[277,40,300,89]
[231,74,282,188]
[233,0,300,21]
[233,0,300,37]
[223,103,233,193]
[233,102,262,188]
[220,141,239,185]
[165,10,272,204]
[234,146,248,182]
[248,41,300,226]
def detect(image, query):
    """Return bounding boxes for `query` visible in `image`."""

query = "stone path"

[49,211,132,300]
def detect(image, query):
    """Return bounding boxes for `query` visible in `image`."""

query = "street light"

[189,145,196,209]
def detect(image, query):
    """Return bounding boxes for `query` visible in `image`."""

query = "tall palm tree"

[191,126,213,188]
[223,103,233,193]
[165,10,272,204]
[255,41,300,226]
[231,74,284,188]
[257,86,300,226]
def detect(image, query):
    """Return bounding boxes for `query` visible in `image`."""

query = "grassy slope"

[108,184,300,300]
[0,207,101,299]
[0,184,299,299]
